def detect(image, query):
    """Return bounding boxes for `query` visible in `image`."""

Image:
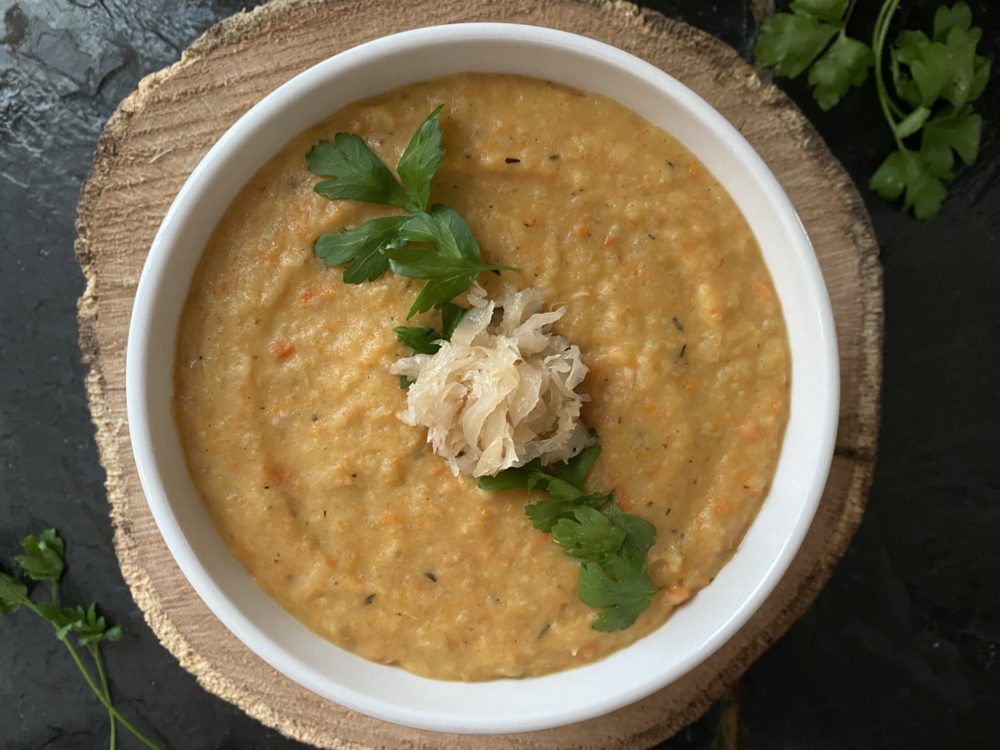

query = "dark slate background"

[1,0,997,748]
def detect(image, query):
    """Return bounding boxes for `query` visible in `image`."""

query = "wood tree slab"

[75,0,882,747]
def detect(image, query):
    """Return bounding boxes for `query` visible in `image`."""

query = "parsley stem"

[839,0,859,39]
[59,637,163,750]
[873,0,904,148]
[22,596,163,750]
[90,643,117,750]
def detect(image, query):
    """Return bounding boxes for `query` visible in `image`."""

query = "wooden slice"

[75,0,882,747]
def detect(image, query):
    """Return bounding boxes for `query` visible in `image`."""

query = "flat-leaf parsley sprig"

[479,437,659,631]
[754,0,874,111]
[0,529,164,750]
[869,0,989,218]
[307,105,515,318]
[755,0,990,219]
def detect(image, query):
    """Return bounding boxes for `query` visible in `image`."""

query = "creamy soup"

[174,74,790,680]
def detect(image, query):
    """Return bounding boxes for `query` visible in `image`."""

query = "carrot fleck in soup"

[173,73,790,680]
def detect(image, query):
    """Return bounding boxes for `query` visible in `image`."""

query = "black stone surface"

[0,1,997,748]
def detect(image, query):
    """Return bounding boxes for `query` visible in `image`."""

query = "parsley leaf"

[480,437,602,493]
[790,0,849,23]
[477,458,543,491]
[551,441,602,489]
[940,26,982,108]
[755,0,872,110]
[478,434,659,629]
[755,13,839,78]
[440,302,467,340]
[0,571,28,614]
[551,506,625,561]
[866,0,988,219]
[314,215,408,283]
[920,105,981,177]
[387,205,513,317]
[14,529,65,582]
[809,35,875,110]
[393,326,442,355]
[579,555,657,632]
[397,104,445,212]
[525,489,613,533]
[394,303,467,356]
[63,604,124,648]
[891,31,954,108]
[933,0,972,40]
[610,504,657,560]
[307,133,416,210]
[869,148,947,220]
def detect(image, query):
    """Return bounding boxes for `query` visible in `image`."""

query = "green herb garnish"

[579,555,658,632]
[394,302,467,355]
[313,214,408,283]
[755,0,874,110]
[551,507,626,561]
[479,437,659,631]
[0,529,163,749]
[308,106,514,316]
[388,206,514,317]
[754,0,990,219]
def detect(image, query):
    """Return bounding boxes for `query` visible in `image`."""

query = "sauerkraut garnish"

[391,283,590,477]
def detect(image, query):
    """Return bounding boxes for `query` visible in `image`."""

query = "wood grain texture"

[74,0,882,747]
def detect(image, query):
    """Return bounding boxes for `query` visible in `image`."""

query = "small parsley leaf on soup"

[609,504,657,560]
[550,440,602,489]
[524,490,613,533]
[314,215,408,283]
[579,555,657,632]
[393,303,467,355]
[397,104,446,212]
[387,206,515,317]
[551,506,626,561]
[393,326,442,355]
[439,302,467,340]
[477,458,544,492]
[307,132,417,210]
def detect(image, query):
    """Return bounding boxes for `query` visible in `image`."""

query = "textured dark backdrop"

[1,1,997,748]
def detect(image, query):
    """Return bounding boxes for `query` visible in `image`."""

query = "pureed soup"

[173,74,790,680]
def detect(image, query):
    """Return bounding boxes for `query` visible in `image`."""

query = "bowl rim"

[126,22,839,734]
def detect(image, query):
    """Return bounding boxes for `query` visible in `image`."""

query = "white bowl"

[127,23,839,734]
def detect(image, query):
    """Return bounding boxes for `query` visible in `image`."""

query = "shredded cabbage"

[391,283,589,477]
